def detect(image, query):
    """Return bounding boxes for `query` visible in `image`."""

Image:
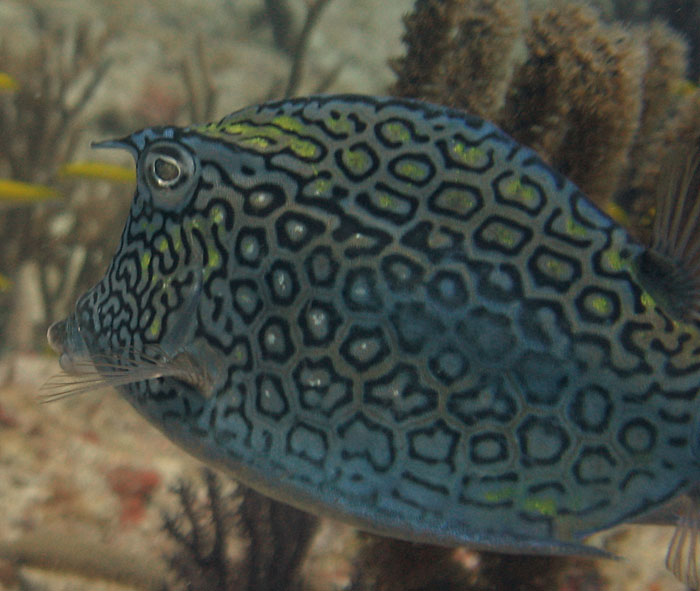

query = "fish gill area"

[1,0,699,590]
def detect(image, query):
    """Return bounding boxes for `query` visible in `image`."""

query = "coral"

[390,0,698,235]
[503,3,645,205]
[163,469,319,591]
[0,19,111,184]
[349,536,601,591]
[180,34,219,123]
[280,0,336,98]
[179,0,339,124]
[350,537,476,591]
[601,0,700,80]
[390,0,527,121]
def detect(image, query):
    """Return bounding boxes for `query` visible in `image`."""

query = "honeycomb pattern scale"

[60,95,700,554]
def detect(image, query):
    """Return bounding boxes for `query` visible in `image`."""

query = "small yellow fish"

[0,274,12,292]
[601,200,631,227]
[58,161,136,183]
[0,72,18,92]
[0,179,60,203]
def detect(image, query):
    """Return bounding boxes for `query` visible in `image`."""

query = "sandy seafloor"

[0,0,690,589]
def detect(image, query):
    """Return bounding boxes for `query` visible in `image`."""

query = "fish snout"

[47,316,90,374]
[47,319,67,354]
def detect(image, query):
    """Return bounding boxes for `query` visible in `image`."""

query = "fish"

[45,95,700,585]
[58,161,136,183]
[0,72,19,92]
[0,179,60,204]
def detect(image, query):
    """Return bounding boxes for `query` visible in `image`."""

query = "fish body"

[48,95,700,558]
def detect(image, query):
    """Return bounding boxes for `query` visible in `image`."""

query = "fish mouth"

[46,311,219,401]
[47,314,90,375]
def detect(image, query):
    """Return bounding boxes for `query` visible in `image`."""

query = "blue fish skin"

[48,95,700,557]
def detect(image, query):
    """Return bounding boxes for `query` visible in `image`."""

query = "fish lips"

[47,314,90,374]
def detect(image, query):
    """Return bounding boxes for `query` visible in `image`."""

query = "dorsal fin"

[635,137,700,323]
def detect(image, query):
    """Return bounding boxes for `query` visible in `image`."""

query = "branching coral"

[390,0,699,237]
[164,469,319,591]
[0,18,111,183]
[181,0,339,123]
[0,10,122,353]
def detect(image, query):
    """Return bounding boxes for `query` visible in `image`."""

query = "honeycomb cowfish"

[47,95,700,586]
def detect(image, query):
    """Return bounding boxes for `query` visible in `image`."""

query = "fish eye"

[141,141,198,209]
[151,154,181,187]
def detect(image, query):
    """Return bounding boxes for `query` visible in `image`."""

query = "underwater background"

[1,0,699,589]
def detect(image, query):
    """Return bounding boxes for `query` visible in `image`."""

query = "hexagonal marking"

[474,215,533,255]
[342,267,383,312]
[572,445,617,485]
[274,211,325,251]
[335,142,380,181]
[337,412,395,472]
[473,261,522,303]
[517,415,570,467]
[258,316,294,363]
[364,363,438,422]
[440,136,492,170]
[618,418,657,455]
[297,299,342,346]
[380,254,425,293]
[469,432,509,465]
[575,286,621,324]
[304,245,339,287]
[375,118,416,147]
[333,215,392,259]
[447,375,518,427]
[388,153,436,186]
[407,420,460,468]
[356,183,417,225]
[428,181,483,221]
[428,346,469,385]
[230,278,263,324]
[339,325,390,371]
[426,269,469,307]
[287,421,328,467]
[400,221,464,263]
[264,259,300,305]
[494,172,545,214]
[527,245,582,293]
[228,336,253,370]
[292,356,353,417]
[255,373,289,420]
[567,385,612,433]
[235,227,268,268]
[243,184,285,217]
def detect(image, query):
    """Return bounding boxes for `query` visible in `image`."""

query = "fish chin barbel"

[46,95,700,587]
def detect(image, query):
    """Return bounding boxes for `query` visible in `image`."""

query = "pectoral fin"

[666,494,700,589]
